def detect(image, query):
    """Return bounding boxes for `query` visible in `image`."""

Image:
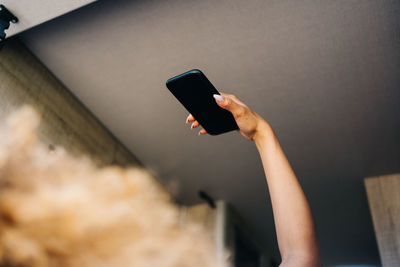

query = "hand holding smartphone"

[166,69,238,135]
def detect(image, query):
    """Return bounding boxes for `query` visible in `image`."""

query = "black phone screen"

[166,69,238,135]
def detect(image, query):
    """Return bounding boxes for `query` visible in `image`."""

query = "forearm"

[254,120,321,266]
[199,93,321,265]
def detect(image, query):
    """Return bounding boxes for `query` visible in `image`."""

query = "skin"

[186,93,322,267]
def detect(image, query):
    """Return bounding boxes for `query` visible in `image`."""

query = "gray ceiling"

[3,0,96,36]
[20,0,400,265]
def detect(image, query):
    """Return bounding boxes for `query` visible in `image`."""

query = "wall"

[0,37,140,166]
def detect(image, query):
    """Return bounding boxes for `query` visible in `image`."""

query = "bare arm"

[253,122,321,267]
[187,93,322,267]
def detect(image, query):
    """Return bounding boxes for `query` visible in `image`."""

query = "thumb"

[213,94,240,114]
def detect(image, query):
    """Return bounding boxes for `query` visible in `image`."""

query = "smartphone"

[166,69,238,135]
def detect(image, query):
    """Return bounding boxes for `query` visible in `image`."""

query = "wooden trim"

[365,174,400,267]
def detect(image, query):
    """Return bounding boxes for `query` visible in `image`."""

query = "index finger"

[186,114,195,123]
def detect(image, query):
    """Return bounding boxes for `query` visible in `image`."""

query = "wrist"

[253,118,275,147]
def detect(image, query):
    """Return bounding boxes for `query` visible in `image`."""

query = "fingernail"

[191,123,195,130]
[213,94,223,102]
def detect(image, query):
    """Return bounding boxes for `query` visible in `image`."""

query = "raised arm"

[187,93,322,267]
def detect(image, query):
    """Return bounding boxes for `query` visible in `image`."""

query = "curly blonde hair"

[0,107,221,267]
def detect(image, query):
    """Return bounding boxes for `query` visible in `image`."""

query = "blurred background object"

[0,4,18,41]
